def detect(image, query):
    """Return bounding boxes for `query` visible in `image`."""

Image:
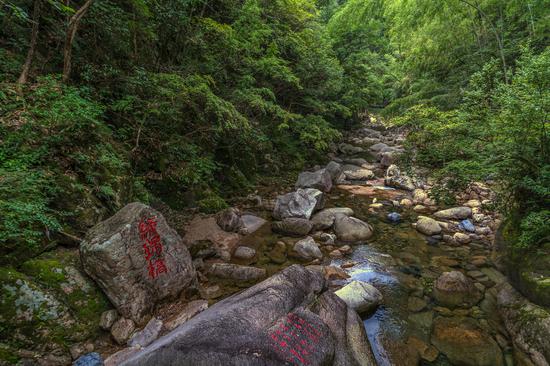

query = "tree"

[62,0,94,82]
[17,0,42,85]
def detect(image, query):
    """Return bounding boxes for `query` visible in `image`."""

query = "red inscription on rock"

[138,216,168,279]
[269,313,321,365]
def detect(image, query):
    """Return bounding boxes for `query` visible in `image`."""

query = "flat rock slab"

[119,265,376,366]
[183,216,241,261]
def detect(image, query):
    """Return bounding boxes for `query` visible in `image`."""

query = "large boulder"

[335,281,382,315]
[415,216,441,235]
[334,216,373,242]
[80,202,196,323]
[433,207,472,220]
[295,169,333,192]
[293,237,323,261]
[384,165,415,191]
[273,189,324,220]
[497,283,550,365]
[433,271,482,308]
[431,316,503,366]
[118,265,377,366]
[311,207,354,230]
[272,218,313,236]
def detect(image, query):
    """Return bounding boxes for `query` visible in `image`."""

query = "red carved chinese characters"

[138,216,168,279]
[269,313,321,365]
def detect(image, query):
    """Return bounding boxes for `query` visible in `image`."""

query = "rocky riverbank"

[1,122,548,366]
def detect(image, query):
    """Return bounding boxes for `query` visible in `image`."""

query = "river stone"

[99,309,119,330]
[233,246,256,260]
[453,232,471,244]
[433,206,472,220]
[183,216,241,260]
[384,164,415,191]
[311,207,354,230]
[209,263,267,282]
[118,265,377,366]
[128,317,163,347]
[80,202,196,323]
[294,237,323,260]
[344,168,375,181]
[74,352,103,366]
[369,142,389,152]
[334,216,373,242]
[339,143,365,155]
[111,317,136,345]
[497,283,550,365]
[215,208,243,232]
[431,316,504,366]
[325,161,343,180]
[295,169,333,192]
[415,216,441,235]
[433,271,482,308]
[273,188,324,220]
[240,214,267,234]
[335,281,382,314]
[272,218,313,236]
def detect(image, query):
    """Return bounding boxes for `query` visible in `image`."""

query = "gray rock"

[334,216,373,242]
[369,142,389,152]
[80,202,196,323]
[215,208,243,232]
[163,300,209,332]
[99,309,119,331]
[415,216,442,235]
[433,271,482,308]
[335,281,382,314]
[344,168,375,181]
[295,169,333,192]
[384,164,415,191]
[128,317,163,348]
[294,237,323,260]
[240,214,267,234]
[273,189,324,220]
[111,318,136,345]
[272,218,313,236]
[74,352,103,366]
[339,143,365,155]
[209,263,267,282]
[118,265,377,366]
[343,158,368,166]
[433,206,472,220]
[311,207,354,230]
[325,161,343,180]
[497,283,550,365]
[233,246,256,260]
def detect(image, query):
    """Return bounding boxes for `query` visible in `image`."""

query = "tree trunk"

[62,0,94,83]
[17,0,42,85]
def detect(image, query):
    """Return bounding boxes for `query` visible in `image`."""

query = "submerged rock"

[118,265,377,366]
[433,271,482,308]
[431,316,504,366]
[273,188,324,220]
[233,246,256,260]
[295,169,333,192]
[335,281,382,315]
[272,218,313,236]
[80,202,196,323]
[334,215,373,242]
[240,214,267,234]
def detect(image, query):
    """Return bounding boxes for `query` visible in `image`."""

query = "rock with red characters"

[80,202,196,324]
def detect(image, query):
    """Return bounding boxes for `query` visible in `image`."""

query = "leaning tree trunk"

[17,0,42,85]
[62,0,94,83]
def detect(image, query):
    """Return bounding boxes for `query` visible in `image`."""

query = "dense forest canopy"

[0,0,548,263]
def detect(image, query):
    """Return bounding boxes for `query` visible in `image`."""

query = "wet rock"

[294,237,323,261]
[295,168,333,192]
[240,214,267,234]
[111,317,136,345]
[431,316,504,366]
[433,271,482,308]
[408,310,434,334]
[273,188,324,220]
[272,218,313,236]
[433,206,472,220]
[497,283,550,365]
[322,266,350,281]
[163,300,209,332]
[415,216,442,235]
[267,241,287,264]
[81,203,196,323]
[325,161,343,180]
[311,207,354,230]
[407,336,439,362]
[335,280,382,315]
[334,216,373,242]
[407,296,428,312]
[118,265,377,366]
[233,246,256,260]
[128,317,163,347]
[74,352,103,366]
[215,208,243,232]
[209,263,267,282]
[99,309,119,330]
[384,164,415,191]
